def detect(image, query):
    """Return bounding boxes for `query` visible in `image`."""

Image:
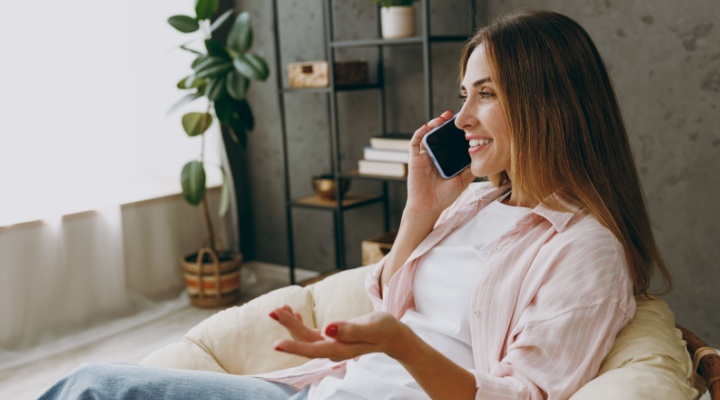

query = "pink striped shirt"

[258,182,636,399]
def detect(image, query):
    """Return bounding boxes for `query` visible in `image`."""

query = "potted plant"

[372,0,418,39]
[167,0,269,307]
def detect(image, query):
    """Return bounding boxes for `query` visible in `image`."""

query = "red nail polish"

[269,312,279,321]
[325,324,338,337]
[274,345,284,352]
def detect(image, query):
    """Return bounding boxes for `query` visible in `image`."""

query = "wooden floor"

[0,262,317,400]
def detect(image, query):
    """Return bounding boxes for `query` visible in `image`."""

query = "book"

[369,133,412,151]
[358,159,408,177]
[363,146,409,163]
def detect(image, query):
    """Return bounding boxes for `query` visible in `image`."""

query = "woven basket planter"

[181,247,243,308]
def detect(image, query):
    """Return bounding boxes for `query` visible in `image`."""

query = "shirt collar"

[471,182,582,233]
[531,192,583,233]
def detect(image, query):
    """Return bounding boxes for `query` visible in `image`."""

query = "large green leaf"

[193,56,232,80]
[195,0,218,20]
[233,53,269,81]
[196,62,232,80]
[182,112,213,136]
[205,39,229,59]
[237,99,255,131]
[206,74,227,101]
[176,75,205,89]
[219,167,230,216]
[210,9,233,32]
[227,115,248,148]
[181,161,206,206]
[215,99,247,149]
[192,56,226,73]
[227,12,253,53]
[167,91,203,115]
[168,15,199,33]
[226,70,249,100]
[191,55,209,69]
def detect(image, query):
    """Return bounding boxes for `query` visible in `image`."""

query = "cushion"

[142,267,699,400]
[570,298,698,399]
[140,266,373,375]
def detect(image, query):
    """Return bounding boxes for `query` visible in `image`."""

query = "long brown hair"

[460,9,672,295]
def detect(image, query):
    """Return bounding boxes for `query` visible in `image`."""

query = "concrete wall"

[237,0,720,343]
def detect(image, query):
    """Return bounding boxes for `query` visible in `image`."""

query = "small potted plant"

[167,0,269,307]
[372,0,418,39]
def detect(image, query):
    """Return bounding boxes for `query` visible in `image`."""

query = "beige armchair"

[140,265,713,399]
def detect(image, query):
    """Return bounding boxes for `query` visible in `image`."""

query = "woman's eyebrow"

[460,77,492,91]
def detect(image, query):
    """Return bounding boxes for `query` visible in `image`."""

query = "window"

[0,0,223,225]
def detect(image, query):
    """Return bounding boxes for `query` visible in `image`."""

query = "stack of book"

[358,134,411,177]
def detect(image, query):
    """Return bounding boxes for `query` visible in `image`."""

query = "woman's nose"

[454,104,473,131]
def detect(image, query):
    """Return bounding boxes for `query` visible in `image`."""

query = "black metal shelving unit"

[272,0,477,284]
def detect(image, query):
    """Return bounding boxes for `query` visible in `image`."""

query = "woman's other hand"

[271,311,413,363]
[269,305,323,343]
[407,110,475,215]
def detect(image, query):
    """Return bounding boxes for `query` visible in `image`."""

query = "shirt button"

[493,246,502,253]
[473,310,480,317]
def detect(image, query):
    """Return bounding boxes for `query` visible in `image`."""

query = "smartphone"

[421,115,471,179]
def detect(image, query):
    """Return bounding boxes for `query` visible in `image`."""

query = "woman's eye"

[478,91,495,99]
[458,94,468,103]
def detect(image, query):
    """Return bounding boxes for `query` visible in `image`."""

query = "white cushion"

[570,298,698,399]
[142,267,699,399]
[140,266,373,375]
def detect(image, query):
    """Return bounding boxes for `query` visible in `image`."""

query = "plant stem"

[200,101,215,251]
[202,195,216,252]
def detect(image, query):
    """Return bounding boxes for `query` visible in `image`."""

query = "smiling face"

[455,44,512,180]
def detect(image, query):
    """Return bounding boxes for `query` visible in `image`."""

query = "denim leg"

[37,362,301,400]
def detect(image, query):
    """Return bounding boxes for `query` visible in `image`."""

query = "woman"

[39,9,672,400]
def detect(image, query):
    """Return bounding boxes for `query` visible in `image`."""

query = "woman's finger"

[269,307,322,342]
[410,111,455,157]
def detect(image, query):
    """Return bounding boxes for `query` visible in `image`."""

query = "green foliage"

[181,161,206,206]
[371,0,417,8]
[167,3,269,213]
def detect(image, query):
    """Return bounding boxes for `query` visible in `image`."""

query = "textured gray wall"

[238,0,720,342]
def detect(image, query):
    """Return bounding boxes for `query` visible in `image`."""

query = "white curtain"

[0,191,232,370]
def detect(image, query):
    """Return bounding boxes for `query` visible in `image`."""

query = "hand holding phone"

[421,115,471,179]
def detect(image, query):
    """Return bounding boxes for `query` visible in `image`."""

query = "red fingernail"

[274,345,284,352]
[269,312,279,321]
[325,324,338,337]
[423,123,429,128]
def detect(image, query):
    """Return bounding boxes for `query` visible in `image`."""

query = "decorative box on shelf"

[361,230,397,265]
[288,61,329,88]
[288,60,369,88]
[334,60,369,86]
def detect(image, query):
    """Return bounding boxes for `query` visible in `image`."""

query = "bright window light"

[0,0,224,226]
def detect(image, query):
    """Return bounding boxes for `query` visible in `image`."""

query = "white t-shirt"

[309,197,532,400]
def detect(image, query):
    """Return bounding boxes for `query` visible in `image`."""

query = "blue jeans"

[37,362,309,400]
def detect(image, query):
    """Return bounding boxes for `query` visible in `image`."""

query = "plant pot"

[181,247,243,308]
[380,6,415,39]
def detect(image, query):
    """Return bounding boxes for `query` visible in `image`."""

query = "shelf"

[429,34,470,42]
[290,192,383,210]
[342,169,408,182]
[281,82,382,94]
[331,37,423,48]
[281,87,331,94]
[330,34,468,48]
